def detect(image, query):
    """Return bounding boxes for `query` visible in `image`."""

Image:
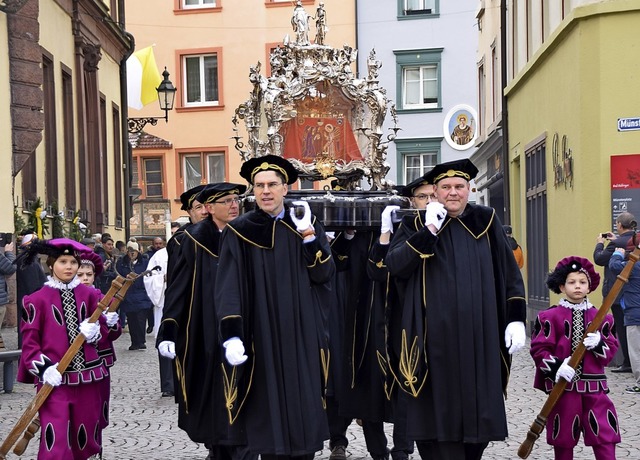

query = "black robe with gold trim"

[157,218,243,446]
[386,203,526,443]
[215,206,334,456]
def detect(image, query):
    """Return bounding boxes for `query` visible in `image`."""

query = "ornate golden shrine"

[232,1,399,190]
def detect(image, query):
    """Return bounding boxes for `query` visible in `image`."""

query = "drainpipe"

[118,0,135,240]
[500,0,510,225]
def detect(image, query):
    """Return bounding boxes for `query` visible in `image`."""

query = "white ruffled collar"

[45,276,81,291]
[559,298,594,311]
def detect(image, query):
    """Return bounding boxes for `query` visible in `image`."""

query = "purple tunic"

[18,278,108,459]
[530,300,621,448]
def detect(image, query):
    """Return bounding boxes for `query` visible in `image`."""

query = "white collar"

[45,276,81,291]
[559,298,594,311]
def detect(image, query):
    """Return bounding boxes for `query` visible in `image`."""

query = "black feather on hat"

[15,238,87,269]
[546,256,600,294]
[240,155,298,185]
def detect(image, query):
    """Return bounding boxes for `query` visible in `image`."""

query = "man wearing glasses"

[157,182,255,460]
[215,154,335,460]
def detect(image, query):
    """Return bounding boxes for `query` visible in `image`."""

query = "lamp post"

[127,67,177,133]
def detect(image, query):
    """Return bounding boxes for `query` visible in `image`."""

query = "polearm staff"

[0,266,159,459]
[517,246,640,459]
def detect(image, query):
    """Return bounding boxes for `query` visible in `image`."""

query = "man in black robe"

[386,159,527,460]
[157,183,254,460]
[215,155,335,460]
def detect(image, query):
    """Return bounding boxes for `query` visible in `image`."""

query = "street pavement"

[1,326,638,459]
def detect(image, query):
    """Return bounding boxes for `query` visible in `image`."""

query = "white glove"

[103,312,119,328]
[583,331,601,350]
[223,337,248,366]
[42,363,62,387]
[289,201,313,232]
[381,205,400,234]
[504,321,526,355]
[555,357,575,383]
[158,341,176,359]
[325,231,335,241]
[424,202,447,232]
[79,319,101,343]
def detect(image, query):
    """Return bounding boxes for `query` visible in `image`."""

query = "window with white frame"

[394,48,443,111]
[183,0,215,8]
[395,138,441,183]
[182,152,226,191]
[183,54,219,106]
[398,0,438,17]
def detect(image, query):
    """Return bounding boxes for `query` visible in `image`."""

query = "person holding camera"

[0,233,17,337]
[593,211,637,373]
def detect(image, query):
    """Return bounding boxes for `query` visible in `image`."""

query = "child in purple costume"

[78,250,121,431]
[530,256,621,460]
[17,239,109,459]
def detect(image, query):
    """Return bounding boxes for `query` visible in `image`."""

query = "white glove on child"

[103,312,119,328]
[289,201,313,232]
[504,321,526,354]
[555,357,575,383]
[381,205,400,234]
[158,341,176,360]
[424,202,447,233]
[223,337,248,366]
[42,363,62,387]
[583,331,601,350]
[79,319,101,343]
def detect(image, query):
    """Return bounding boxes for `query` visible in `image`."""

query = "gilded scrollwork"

[233,2,399,190]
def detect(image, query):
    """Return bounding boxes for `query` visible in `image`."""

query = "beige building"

[125,0,356,239]
[505,0,640,318]
[2,0,130,242]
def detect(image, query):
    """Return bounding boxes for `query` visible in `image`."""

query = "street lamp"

[127,67,177,133]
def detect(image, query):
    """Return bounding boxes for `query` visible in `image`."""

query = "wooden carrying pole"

[0,269,146,459]
[517,246,640,459]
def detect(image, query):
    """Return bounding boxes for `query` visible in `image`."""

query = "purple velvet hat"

[16,237,89,269]
[79,250,104,277]
[546,256,601,294]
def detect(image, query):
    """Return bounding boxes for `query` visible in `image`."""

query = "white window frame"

[395,138,441,184]
[402,65,438,109]
[181,152,226,192]
[394,48,443,112]
[182,0,216,9]
[183,54,219,107]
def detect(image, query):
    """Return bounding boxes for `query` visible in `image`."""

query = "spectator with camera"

[0,232,17,338]
[593,211,637,373]
[95,235,119,295]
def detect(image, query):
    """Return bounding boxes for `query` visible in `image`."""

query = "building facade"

[125,0,357,234]
[505,0,640,320]
[356,0,480,186]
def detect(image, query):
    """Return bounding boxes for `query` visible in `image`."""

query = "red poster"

[610,154,640,189]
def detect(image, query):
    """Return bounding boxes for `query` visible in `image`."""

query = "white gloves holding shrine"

[504,321,526,354]
[158,341,176,360]
[381,205,400,234]
[583,331,601,350]
[556,357,576,383]
[79,319,101,343]
[103,312,119,328]
[43,363,62,387]
[424,202,447,234]
[224,337,248,366]
[290,201,313,232]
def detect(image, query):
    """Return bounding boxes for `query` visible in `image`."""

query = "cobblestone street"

[1,326,638,459]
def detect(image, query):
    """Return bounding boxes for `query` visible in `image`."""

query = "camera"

[601,233,610,238]
[0,232,12,248]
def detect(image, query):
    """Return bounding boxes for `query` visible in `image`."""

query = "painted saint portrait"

[443,105,478,151]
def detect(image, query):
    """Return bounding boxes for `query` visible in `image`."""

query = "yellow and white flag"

[127,45,163,110]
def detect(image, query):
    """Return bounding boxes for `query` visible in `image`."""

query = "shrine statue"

[291,0,311,45]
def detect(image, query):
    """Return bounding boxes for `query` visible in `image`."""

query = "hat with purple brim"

[546,256,600,294]
[15,237,89,269]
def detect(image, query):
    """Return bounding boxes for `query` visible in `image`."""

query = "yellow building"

[125,0,356,240]
[3,0,131,242]
[506,1,640,318]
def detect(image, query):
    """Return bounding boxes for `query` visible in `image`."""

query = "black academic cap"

[240,155,298,185]
[197,182,247,204]
[426,158,479,184]
[401,174,431,198]
[180,184,208,211]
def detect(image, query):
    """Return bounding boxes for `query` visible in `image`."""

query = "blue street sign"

[617,117,640,131]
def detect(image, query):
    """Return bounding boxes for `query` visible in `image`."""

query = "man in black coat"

[593,211,637,373]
